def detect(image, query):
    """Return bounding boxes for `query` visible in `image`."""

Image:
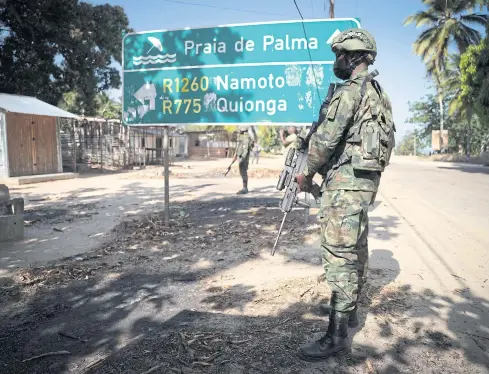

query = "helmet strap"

[346,52,369,72]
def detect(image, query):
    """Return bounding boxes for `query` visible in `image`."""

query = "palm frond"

[452,22,482,53]
[413,27,440,59]
[404,11,439,27]
[460,13,489,26]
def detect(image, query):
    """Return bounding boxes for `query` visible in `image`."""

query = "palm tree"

[404,0,488,152]
[443,54,475,155]
[95,92,122,120]
[58,90,84,115]
[329,0,335,18]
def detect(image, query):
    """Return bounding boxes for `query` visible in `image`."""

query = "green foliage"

[58,90,122,120]
[406,94,446,136]
[460,43,483,99]
[406,94,463,152]
[404,0,488,77]
[58,91,84,115]
[0,0,131,112]
[223,125,238,135]
[256,126,282,152]
[406,1,489,156]
[457,21,489,154]
[472,24,489,121]
[95,93,122,120]
[395,130,424,156]
[406,91,488,154]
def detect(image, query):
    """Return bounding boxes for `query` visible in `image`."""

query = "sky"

[93,0,436,141]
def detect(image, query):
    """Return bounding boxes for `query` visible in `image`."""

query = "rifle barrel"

[271,212,288,256]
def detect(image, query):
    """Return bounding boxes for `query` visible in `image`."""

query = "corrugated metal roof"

[0,93,79,119]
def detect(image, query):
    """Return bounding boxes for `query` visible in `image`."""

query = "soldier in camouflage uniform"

[233,125,256,194]
[296,28,395,361]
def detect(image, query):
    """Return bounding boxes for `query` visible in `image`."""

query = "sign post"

[163,127,170,226]
[121,18,361,222]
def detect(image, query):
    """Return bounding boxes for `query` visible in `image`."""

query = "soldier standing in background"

[295,28,395,361]
[232,125,256,194]
[251,142,261,164]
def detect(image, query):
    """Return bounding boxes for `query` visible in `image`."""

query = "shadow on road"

[437,165,489,175]
[0,190,487,373]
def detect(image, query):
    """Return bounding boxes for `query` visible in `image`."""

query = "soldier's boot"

[317,304,359,328]
[298,312,350,361]
[236,181,248,194]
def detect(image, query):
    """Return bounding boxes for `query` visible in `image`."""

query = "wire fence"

[59,119,236,172]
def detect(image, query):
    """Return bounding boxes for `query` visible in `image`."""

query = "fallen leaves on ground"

[8,199,317,291]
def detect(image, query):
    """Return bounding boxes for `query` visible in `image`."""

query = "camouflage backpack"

[331,28,395,172]
[349,70,396,172]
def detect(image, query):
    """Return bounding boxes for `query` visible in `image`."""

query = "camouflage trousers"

[319,189,375,317]
[239,157,249,183]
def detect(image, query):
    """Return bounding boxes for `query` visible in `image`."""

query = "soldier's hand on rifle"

[296,173,313,193]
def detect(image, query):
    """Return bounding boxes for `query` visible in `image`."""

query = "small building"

[186,130,237,158]
[0,93,78,180]
[129,127,189,164]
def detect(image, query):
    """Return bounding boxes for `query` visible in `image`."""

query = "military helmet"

[331,28,377,63]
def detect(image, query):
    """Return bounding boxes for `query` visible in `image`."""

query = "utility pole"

[413,134,417,156]
[329,0,335,18]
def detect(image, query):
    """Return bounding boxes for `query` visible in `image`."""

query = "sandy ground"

[0,156,284,273]
[0,155,488,373]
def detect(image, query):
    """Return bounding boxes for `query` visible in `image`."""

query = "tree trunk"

[466,111,472,158]
[438,93,444,153]
[329,0,335,18]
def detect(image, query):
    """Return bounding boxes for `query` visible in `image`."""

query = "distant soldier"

[251,143,261,164]
[231,126,257,194]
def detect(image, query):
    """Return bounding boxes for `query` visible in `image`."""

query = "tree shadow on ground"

[1,269,488,373]
[0,194,487,373]
[437,165,489,175]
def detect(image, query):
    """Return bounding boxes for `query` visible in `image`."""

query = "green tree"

[256,126,282,152]
[395,130,424,156]
[58,90,122,119]
[443,54,477,155]
[0,0,131,111]
[95,92,122,120]
[58,91,84,115]
[455,23,489,154]
[471,20,489,129]
[405,0,487,72]
[404,0,488,150]
[406,94,463,152]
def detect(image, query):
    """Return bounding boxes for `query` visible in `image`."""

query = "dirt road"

[0,156,488,373]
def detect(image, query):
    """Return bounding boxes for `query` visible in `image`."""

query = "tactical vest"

[345,70,396,172]
[237,133,254,158]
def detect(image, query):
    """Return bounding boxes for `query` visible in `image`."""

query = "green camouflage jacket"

[236,132,254,160]
[303,68,392,192]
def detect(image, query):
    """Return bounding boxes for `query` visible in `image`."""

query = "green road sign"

[122,18,361,126]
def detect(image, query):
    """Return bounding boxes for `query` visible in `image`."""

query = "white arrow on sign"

[327,29,341,44]
[134,82,157,109]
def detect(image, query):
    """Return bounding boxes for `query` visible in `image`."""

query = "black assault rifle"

[271,83,337,256]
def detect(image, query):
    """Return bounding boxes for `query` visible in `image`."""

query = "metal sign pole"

[163,126,170,226]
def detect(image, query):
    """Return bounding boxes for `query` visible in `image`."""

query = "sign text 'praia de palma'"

[122,18,360,126]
